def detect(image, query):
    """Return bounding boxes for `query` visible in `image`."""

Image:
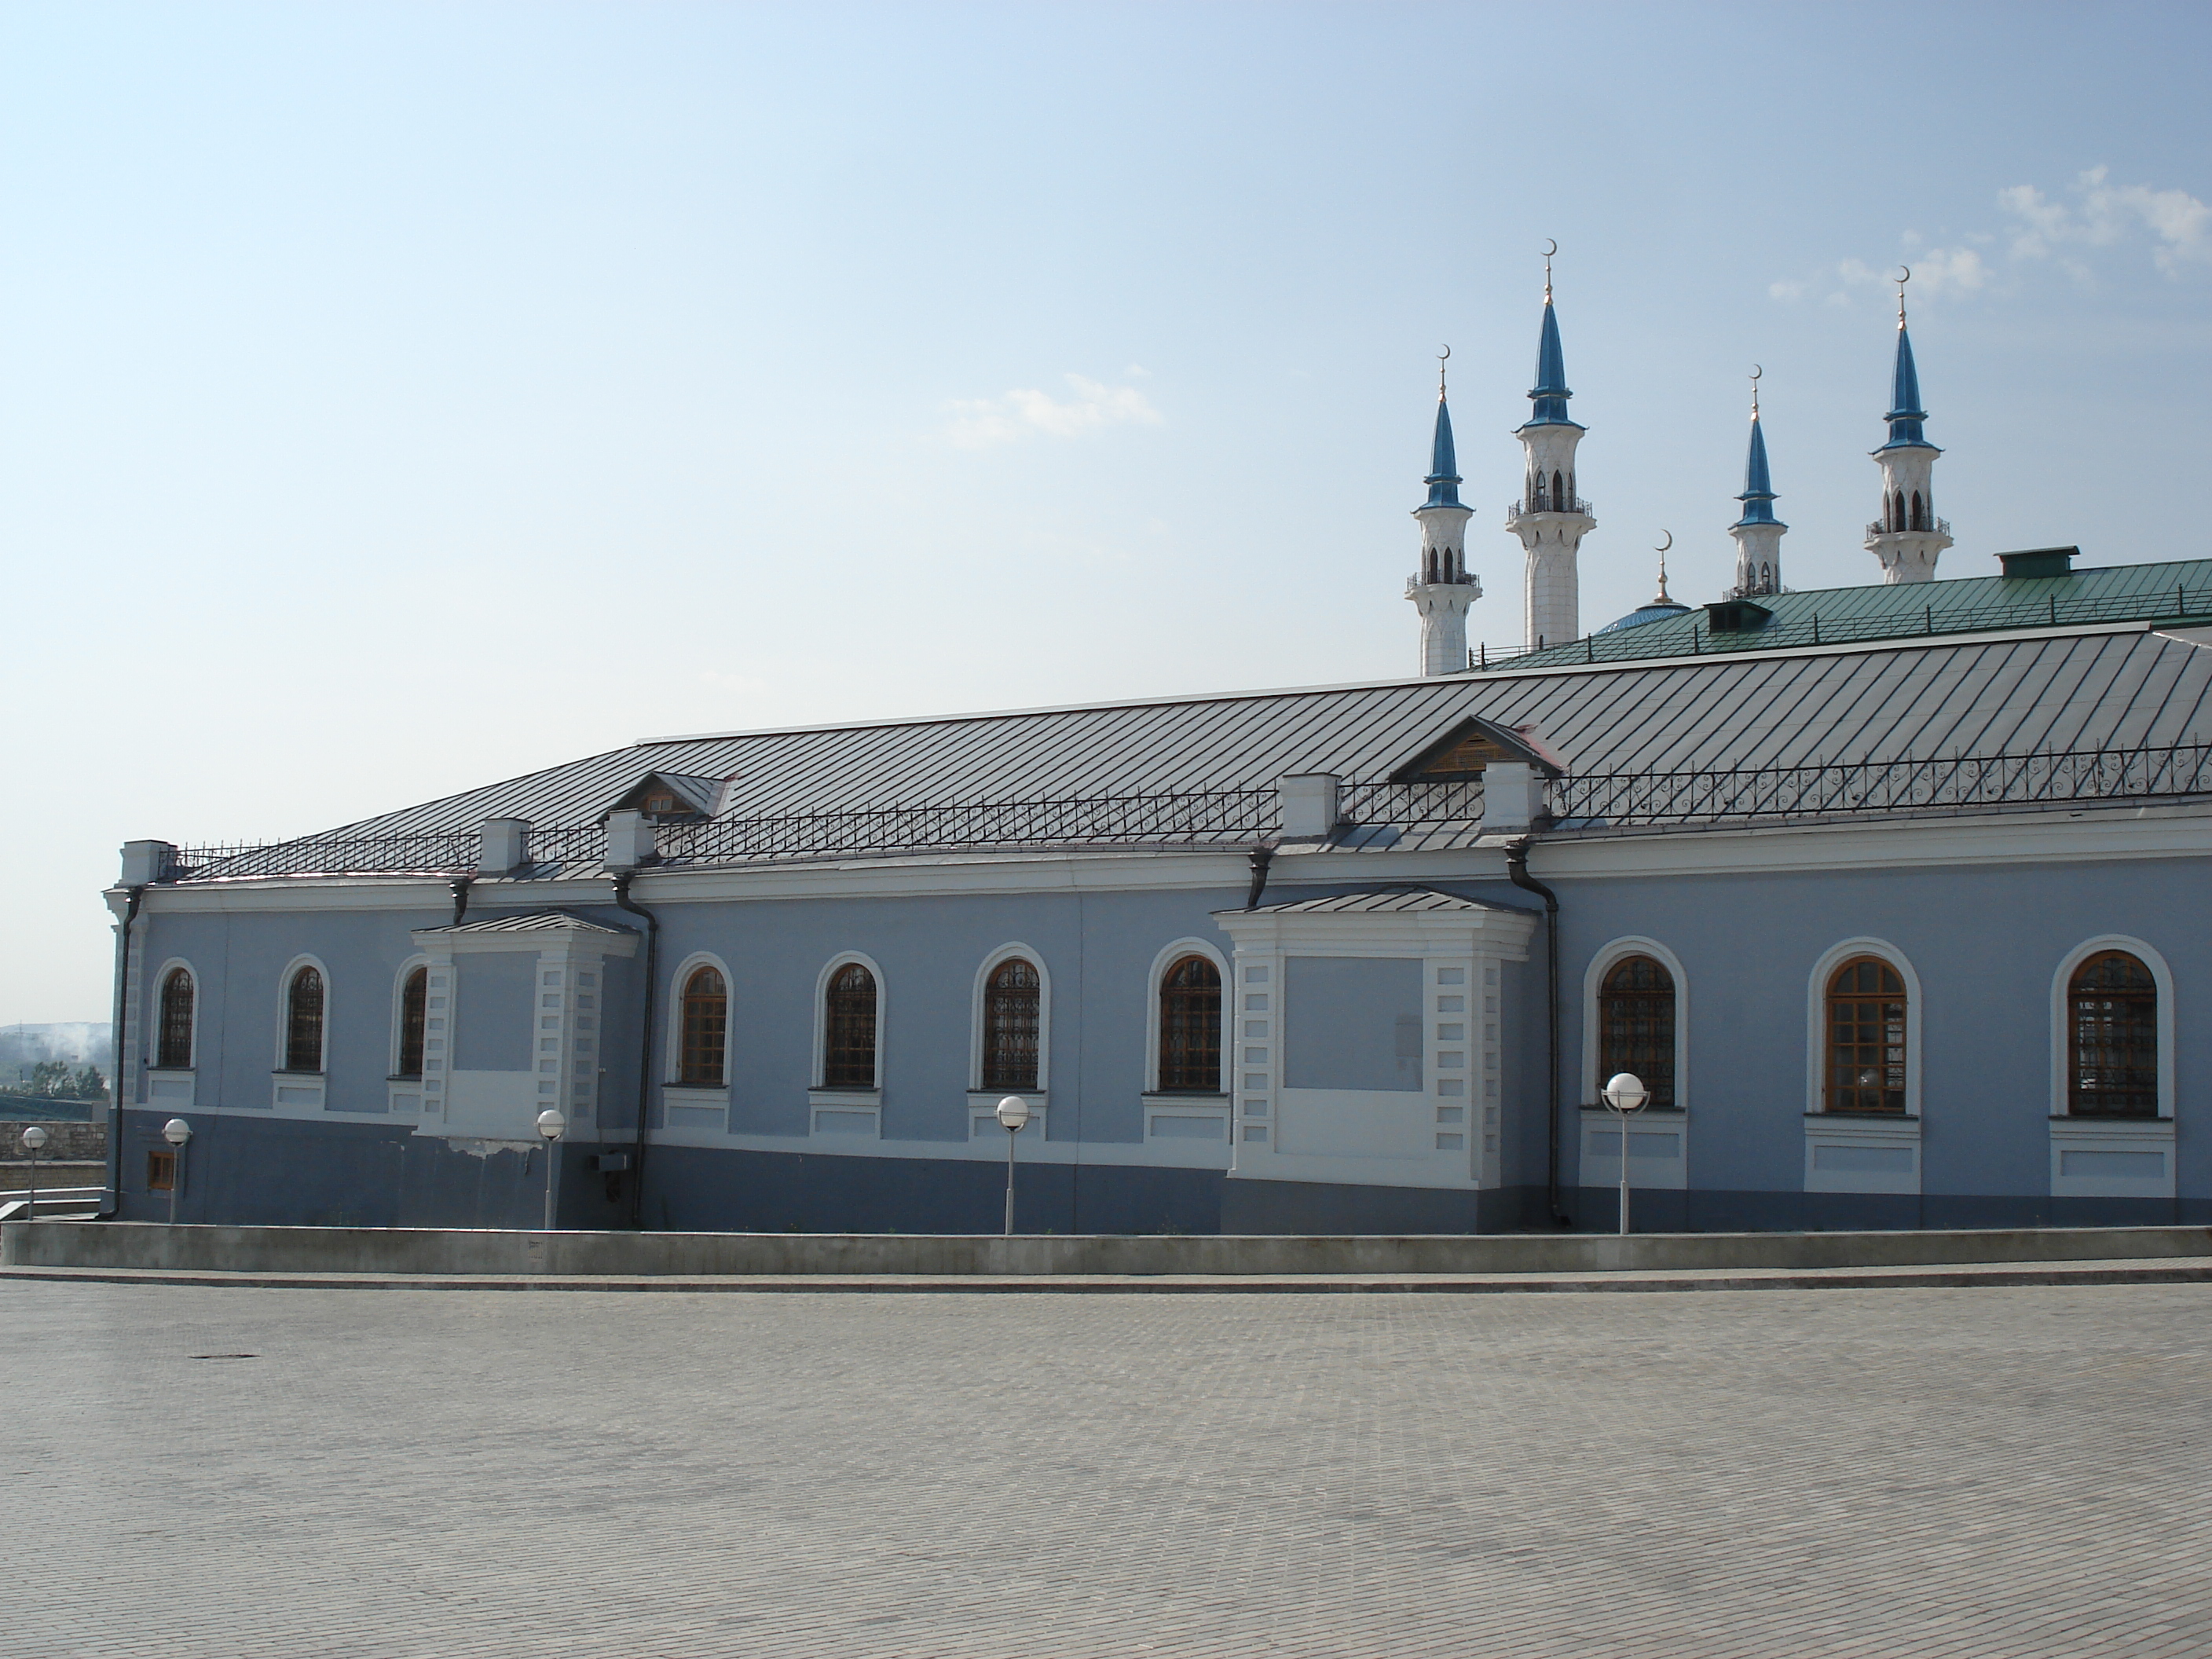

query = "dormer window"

[643,791,677,817]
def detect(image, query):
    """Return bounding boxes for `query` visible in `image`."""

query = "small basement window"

[147,1149,177,1192]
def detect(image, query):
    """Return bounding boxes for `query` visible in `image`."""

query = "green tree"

[72,1064,108,1101]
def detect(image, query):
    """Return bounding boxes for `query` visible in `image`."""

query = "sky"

[2,1,2209,1022]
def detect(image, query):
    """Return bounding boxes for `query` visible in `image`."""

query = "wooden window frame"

[1824,955,1908,1115]
[156,967,195,1071]
[2066,950,2159,1118]
[677,965,727,1087]
[1596,954,1676,1110]
[1155,954,1223,1094]
[284,965,326,1075]
[822,961,878,1090]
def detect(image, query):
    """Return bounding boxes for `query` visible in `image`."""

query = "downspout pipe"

[610,871,658,1231]
[1504,840,1570,1226]
[101,885,148,1220]
[1243,842,1276,910]
[449,877,472,927]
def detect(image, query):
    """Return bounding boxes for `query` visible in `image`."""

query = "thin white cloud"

[944,374,1163,448]
[2001,167,2211,276]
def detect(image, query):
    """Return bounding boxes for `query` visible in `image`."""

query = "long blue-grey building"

[102,284,2212,1235]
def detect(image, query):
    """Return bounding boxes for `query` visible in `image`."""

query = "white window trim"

[271,954,331,1111]
[1803,938,1921,1195]
[811,950,886,1092]
[1580,936,1689,1113]
[148,957,199,1074]
[386,954,431,1079]
[2049,935,2175,1121]
[664,951,734,1091]
[1144,936,1229,1096]
[273,954,332,1075]
[970,943,1050,1093]
[1804,937,1922,1119]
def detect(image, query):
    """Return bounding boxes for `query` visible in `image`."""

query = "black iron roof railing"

[650,789,1280,865]
[159,742,2212,881]
[1551,742,2212,828]
[1467,574,2209,673]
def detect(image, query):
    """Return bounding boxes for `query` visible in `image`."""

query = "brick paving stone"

[3,1281,2210,1656]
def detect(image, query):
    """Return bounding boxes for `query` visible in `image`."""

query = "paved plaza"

[6,1279,2210,1657]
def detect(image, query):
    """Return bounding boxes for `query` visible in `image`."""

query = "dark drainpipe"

[1504,840,1569,1226]
[610,870,658,1230]
[1243,842,1276,909]
[449,877,472,926]
[100,885,148,1220]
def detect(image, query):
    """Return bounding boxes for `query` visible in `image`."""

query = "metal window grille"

[679,968,727,1086]
[397,967,428,1079]
[822,963,877,1089]
[1597,955,1674,1108]
[156,969,195,1070]
[1156,955,1221,1093]
[982,959,1041,1091]
[285,969,325,1074]
[2068,951,2159,1116]
[1826,958,1906,1113]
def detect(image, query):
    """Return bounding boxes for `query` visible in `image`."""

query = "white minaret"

[1863,273,1951,584]
[1505,251,1594,649]
[1404,349,1480,676]
[1727,368,1786,598]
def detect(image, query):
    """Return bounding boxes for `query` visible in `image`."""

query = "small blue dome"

[1595,599,1691,635]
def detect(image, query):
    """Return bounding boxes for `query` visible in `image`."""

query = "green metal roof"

[1475,556,2212,674]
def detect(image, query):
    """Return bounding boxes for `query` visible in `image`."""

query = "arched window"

[396,966,428,1079]
[284,966,325,1074]
[156,968,195,1070]
[822,962,877,1089]
[1826,957,1906,1112]
[1598,955,1675,1108]
[1910,490,1925,530]
[1892,490,1905,530]
[679,966,727,1086]
[982,958,1041,1090]
[1156,954,1221,1093]
[1551,468,1564,509]
[2067,951,2157,1115]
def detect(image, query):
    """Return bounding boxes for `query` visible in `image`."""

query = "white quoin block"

[119,840,176,887]
[478,818,531,875]
[1479,762,1544,835]
[605,809,656,870]
[1278,774,1341,840]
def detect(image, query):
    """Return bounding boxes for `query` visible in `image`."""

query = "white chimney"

[605,809,656,870]
[1279,774,1341,841]
[478,818,530,876]
[1478,762,1546,836]
[119,840,176,887]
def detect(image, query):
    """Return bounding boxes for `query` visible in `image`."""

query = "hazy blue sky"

[4,2,2208,1020]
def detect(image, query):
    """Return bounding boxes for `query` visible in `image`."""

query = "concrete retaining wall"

[9,1221,2212,1277]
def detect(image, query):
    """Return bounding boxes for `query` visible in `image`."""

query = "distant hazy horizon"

[3,2,2207,1018]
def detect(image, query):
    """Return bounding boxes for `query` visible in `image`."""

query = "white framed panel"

[1577,1107,1687,1190]
[2049,1115,2175,1199]
[969,1093,1047,1141]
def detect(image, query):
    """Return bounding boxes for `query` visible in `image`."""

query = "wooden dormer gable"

[602,771,727,822]
[1390,716,1569,783]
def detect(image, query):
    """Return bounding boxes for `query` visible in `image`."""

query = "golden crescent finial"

[1437,343,1450,397]
[1655,529,1672,555]
[1895,266,1910,323]
[1541,239,1556,301]
[1749,362,1762,415]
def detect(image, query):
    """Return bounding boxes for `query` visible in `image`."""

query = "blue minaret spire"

[1728,367,1787,597]
[1407,346,1480,676]
[1508,244,1594,647]
[1424,357,1463,508]
[1863,269,1950,583]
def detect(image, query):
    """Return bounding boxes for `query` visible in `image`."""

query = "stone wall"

[1,1120,108,1160]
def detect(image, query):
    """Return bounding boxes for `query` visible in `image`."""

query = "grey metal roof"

[416,911,635,936]
[320,624,2212,839]
[1236,888,1521,915]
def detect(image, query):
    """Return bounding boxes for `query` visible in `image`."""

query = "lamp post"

[1600,1073,1649,1236]
[20,1126,47,1221]
[536,1109,566,1232]
[162,1118,192,1225]
[994,1095,1031,1236]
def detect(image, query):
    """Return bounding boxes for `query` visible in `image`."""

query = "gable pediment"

[1390,717,1566,782]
